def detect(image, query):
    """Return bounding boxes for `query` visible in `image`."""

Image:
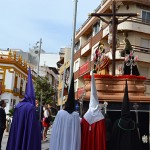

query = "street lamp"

[34,38,42,76]
[34,38,42,121]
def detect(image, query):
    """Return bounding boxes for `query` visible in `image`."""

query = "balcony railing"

[117,44,150,53]
[74,48,81,62]
[0,51,28,69]
[79,62,90,76]
[132,45,150,53]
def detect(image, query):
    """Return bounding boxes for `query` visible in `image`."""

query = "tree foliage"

[34,76,54,104]
[7,108,14,117]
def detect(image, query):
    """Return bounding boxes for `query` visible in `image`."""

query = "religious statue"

[93,41,110,74]
[122,38,140,75]
[121,38,133,57]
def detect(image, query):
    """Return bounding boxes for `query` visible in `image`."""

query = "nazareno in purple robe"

[6,68,41,150]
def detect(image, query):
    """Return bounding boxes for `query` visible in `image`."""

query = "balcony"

[117,44,150,53]
[74,48,81,62]
[132,45,150,53]
[79,62,91,76]
[117,44,150,62]
[81,41,91,57]
[118,19,150,34]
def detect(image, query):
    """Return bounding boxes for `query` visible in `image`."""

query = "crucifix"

[90,0,138,75]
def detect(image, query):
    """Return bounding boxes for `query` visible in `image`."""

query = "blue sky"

[0,0,101,53]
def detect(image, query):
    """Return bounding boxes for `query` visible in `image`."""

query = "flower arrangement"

[113,75,146,80]
[84,74,146,80]
[93,41,110,74]
[84,74,113,79]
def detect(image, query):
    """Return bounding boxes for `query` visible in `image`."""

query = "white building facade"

[0,50,36,114]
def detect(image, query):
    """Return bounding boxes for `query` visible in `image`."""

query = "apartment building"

[73,0,150,148]
[74,0,150,98]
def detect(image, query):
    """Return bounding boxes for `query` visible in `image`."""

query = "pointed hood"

[121,80,130,119]
[118,80,135,130]
[89,72,100,108]
[23,67,36,106]
[64,74,75,113]
[84,72,104,124]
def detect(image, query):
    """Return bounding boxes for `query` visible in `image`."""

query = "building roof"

[48,67,59,75]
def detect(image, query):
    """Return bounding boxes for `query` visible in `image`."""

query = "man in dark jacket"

[0,100,6,150]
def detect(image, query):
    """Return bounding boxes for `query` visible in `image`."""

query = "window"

[74,81,77,92]
[75,41,80,52]
[14,76,18,89]
[74,61,79,72]
[0,74,3,79]
[65,69,70,88]
[142,10,150,23]
[20,79,23,95]
[141,38,150,49]
[93,22,100,36]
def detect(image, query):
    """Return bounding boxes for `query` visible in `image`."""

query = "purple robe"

[6,67,41,150]
[6,102,41,150]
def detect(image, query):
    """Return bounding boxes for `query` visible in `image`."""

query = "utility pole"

[38,38,42,121]
[69,0,78,88]
[35,38,43,121]
[90,0,138,75]
[37,38,42,76]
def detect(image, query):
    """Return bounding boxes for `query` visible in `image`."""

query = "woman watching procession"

[42,104,52,142]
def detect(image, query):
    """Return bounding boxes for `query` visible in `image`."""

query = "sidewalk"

[1,128,51,150]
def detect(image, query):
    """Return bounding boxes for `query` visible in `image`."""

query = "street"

[1,128,51,150]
